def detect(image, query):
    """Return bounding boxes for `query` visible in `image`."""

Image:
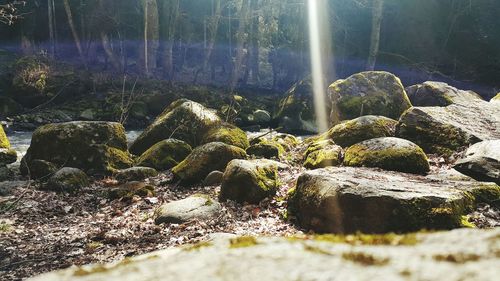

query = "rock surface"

[21,121,133,175]
[328,71,412,126]
[114,167,158,183]
[246,143,280,159]
[276,78,319,133]
[406,81,483,107]
[172,142,247,186]
[220,159,279,204]
[327,115,398,147]
[155,195,222,224]
[454,140,500,185]
[344,137,430,174]
[0,148,17,166]
[136,139,192,171]
[29,228,500,281]
[288,167,499,233]
[397,97,500,155]
[46,167,90,192]
[203,170,224,186]
[129,100,221,155]
[303,140,343,169]
[200,123,249,149]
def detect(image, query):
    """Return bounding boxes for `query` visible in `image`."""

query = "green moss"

[183,241,213,251]
[460,216,476,228]
[229,236,259,248]
[344,143,430,174]
[201,124,249,149]
[303,244,334,255]
[468,184,500,208]
[0,222,12,233]
[327,116,398,147]
[172,142,247,186]
[310,232,419,246]
[433,253,481,263]
[0,125,10,149]
[491,93,500,101]
[136,139,192,170]
[342,252,390,266]
[303,149,342,169]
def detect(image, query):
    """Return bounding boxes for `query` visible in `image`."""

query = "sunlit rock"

[288,166,499,233]
[136,139,192,171]
[155,195,221,224]
[344,137,430,174]
[220,159,279,204]
[327,115,398,148]
[172,142,247,186]
[129,99,221,155]
[328,71,411,126]
[454,140,500,185]
[406,81,483,107]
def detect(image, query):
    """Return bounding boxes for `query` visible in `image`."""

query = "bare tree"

[0,0,26,25]
[366,0,384,70]
[63,0,87,68]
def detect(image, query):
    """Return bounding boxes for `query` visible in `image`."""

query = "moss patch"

[229,236,259,248]
[0,125,10,149]
[342,252,390,266]
[201,123,249,149]
[136,139,192,171]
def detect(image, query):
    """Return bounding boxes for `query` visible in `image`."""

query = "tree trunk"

[249,0,259,84]
[230,0,250,91]
[366,0,384,71]
[194,0,222,83]
[63,0,87,68]
[159,0,179,81]
[47,0,55,58]
[142,0,160,76]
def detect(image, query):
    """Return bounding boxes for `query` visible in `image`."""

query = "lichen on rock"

[136,139,192,171]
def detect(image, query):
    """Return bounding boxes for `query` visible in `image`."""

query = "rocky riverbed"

[0,71,499,280]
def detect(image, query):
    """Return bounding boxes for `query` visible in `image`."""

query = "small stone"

[108,181,155,200]
[155,195,221,224]
[246,143,280,159]
[253,110,271,123]
[46,167,90,192]
[454,140,500,185]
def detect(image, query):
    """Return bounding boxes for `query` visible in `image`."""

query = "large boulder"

[172,142,247,186]
[29,228,500,281]
[396,98,500,156]
[328,71,412,126]
[136,139,192,171]
[327,115,398,147]
[155,195,222,224]
[344,137,429,174]
[406,81,483,107]
[275,78,321,134]
[21,121,133,175]
[220,159,279,204]
[200,123,249,149]
[288,167,499,233]
[129,100,221,155]
[454,140,500,185]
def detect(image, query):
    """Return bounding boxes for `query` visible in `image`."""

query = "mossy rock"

[220,159,279,204]
[272,134,300,151]
[491,93,500,103]
[108,181,155,201]
[46,167,90,193]
[172,142,247,186]
[344,137,430,174]
[114,167,158,183]
[406,81,483,107]
[0,124,10,149]
[328,71,412,126]
[0,148,16,166]
[276,78,324,134]
[303,140,343,169]
[201,123,249,149]
[246,143,280,159]
[327,115,398,147]
[21,121,133,175]
[130,99,221,155]
[20,159,58,180]
[136,139,192,171]
[288,167,483,233]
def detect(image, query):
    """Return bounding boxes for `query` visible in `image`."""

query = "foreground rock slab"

[30,228,500,281]
[289,167,499,233]
[454,140,500,185]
